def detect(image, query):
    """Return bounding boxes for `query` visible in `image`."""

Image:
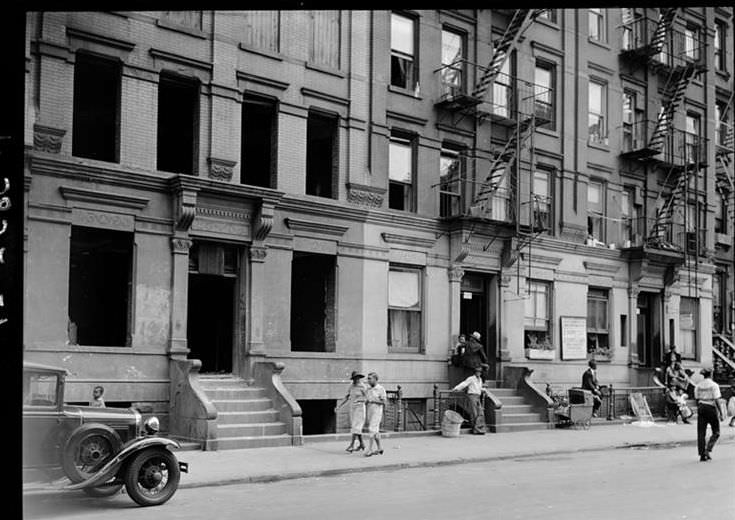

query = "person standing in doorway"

[452,363,488,434]
[462,331,487,374]
[364,372,387,457]
[694,368,721,462]
[581,360,603,417]
[89,386,105,408]
[335,371,367,453]
[663,345,682,369]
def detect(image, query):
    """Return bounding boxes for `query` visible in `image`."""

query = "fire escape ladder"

[649,7,679,55]
[471,9,543,100]
[648,66,696,152]
[648,166,688,245]
[716,155,735,224]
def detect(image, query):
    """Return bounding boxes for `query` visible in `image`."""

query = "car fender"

[65,437,181,490]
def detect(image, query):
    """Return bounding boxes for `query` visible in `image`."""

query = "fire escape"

[433,9,550,271]
[618,8,708,288]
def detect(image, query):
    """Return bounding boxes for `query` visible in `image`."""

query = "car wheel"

[62,424,123,483]
[82,483,124,497]
[123,448,180,507]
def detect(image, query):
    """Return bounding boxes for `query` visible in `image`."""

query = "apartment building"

[23,9,734,446]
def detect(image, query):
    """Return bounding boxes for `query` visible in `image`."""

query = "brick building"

[24,9,734,447]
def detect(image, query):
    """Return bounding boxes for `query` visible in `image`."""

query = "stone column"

[248,245,268,357]
[448,265,465,345]
[628,286,639,366]
[169,237,192,359]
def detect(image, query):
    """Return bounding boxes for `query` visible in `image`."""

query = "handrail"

[503,366,554,423]
[168,358,218,449]
[713,334,735,372]
[253,361,303,446]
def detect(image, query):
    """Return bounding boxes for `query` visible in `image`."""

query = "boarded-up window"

[243,11,280,53]
[311,10,340,69]
[163,11,202,30]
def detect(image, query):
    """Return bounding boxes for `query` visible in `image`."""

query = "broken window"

[290,252,336,352]
[387,265,422,351]
[241,96,277,188]
[157,73,199,174]
[68,227,133,346]
[72,52,121,162]
[306,111,338,198]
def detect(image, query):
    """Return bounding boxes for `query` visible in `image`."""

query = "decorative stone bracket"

[346,182,386,209]
[207,157,236,182]
[33,124,66,154]
[175,188,198,231]
[253,201,275,242]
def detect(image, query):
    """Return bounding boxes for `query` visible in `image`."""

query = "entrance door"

[187,273,234,373]
[637,292,661,368]
[460,273,497,378]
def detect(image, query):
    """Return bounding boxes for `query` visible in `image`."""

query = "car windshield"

[23,373,59,407]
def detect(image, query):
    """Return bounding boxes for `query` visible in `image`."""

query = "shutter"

[312,10,340,68]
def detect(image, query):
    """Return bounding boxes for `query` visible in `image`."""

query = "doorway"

[187,274,235,373]
[637,292,661,368]
[460,273,497,378]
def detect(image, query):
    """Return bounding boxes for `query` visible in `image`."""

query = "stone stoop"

[489,387,553,433]
[199,375,292,450]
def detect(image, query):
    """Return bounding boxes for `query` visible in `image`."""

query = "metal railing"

[384,386,428,432]
[431,385,475,429]
[620,121,708,167]
[715,121,734,154]
[620,18,706,70]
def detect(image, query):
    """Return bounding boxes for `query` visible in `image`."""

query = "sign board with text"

[560,316,588,360]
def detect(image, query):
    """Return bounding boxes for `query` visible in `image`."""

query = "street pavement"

[23,421,735,495]
[23,444,735,520]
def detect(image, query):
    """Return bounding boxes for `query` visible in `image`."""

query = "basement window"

[290,252,336,352]
[68,227,133,347]
[306,111,338,198]
[241,95,277,188]
[298,399,337,435]
[72,52,121,162]
[157,73,199,174]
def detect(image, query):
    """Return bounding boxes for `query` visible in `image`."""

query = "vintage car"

[23,362,188,506]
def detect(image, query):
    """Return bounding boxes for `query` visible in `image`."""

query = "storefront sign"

[560,316,587,360]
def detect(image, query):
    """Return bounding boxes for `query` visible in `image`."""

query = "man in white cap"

[452,363,488,434]
[694,368,720,462]
[462,331,488,374]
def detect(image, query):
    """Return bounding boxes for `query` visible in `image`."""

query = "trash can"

[441,410,464,437]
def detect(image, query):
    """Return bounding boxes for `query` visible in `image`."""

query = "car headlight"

[143,416,160,434]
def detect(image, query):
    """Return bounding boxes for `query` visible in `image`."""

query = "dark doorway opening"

[636,292,658,368]
[68,226,132,346]
[72,53,121,162]
[460,273,497,377]
[306,111,338,198]
[187,274,234,373]
[290,252,336,352]
[298,399,336,435]
[157,73,199,174]
[241,96,277,187]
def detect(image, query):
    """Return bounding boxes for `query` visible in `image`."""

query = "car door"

[23,371,65,469]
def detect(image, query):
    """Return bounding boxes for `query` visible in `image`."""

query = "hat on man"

[350,370,365,380]
[471,331,481,340]
[700,367,713,378]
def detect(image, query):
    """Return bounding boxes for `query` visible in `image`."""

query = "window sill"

[238,42,284,62]
[715,69,731,80]
[305,61,345,78]
[156,19,207,39]
[537,127,559,138]
[388,85,422,101]
[588,140,610,152]
[588,38,611,51]
[388,348,425,355]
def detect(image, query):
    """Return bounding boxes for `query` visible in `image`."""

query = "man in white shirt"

[452,364,487,435]
[694,368,721,462]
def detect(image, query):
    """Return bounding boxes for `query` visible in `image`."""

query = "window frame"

[388,132,416,212]
[439,143,464,218]
[534,59,556,130]
[390,12,418,91]
[387,264,424,353]
[532,168,552,232]
[587,288,610,355]
[588,79,608,145]
[309,10,341,70]
[588,8,606,42]
[714,21,727,72]
[537,9,557,24]
[587,180,606,242]
[678,297,698,360]
[524,280,552,332]
[440,26,466,95]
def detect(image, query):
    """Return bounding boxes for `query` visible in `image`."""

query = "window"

[524,281,552,349]
[157,73,199,174]
[290,252,336,352]
[439,145,463,217]
[620,187,639,245]
[679,297,698,359]
[622,91,643,152]
[587,181,605,242]
[685,113,701,163]
[537,9,557,23]
[242,11,280,53]
[23,372,59,407]
[534,61,555,128]
[532,170,551,231]
[68,227,133,347]
[587,288,609,354]
[388,266,422,351]
[715,22,726,71]
[241,96,277,188]
[306,111,338,199]
[588,81,607,145]
[391,13,416,90]
[620,314,628,347]
[489,163,510,222]
[72,53,121,162]
[588,8,605,42]
[684,25,699,62]
[311,10,340,69]
[389,133,415,211]
[714,190,727,234]
[163,11,202,30]
[440,28,464,97]
[715,101,730,149]
[492,54,513,118]
[621,9,642,50]
[713,271,725,333]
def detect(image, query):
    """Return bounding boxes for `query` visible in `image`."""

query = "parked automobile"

[23,362,188,506]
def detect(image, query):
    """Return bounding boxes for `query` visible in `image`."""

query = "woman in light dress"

[335,371,367,452]
[364,372,387,457]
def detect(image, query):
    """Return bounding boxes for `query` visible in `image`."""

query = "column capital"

[448,265,465,283]
[171,237,193,254]
[249,246,268,263]
[628,286,640,299]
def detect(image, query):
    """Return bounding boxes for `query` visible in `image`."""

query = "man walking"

[694,368,721,462]
[582,360,603,417]
[452,363,488,434]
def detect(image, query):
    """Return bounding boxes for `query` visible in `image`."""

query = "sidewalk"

[23,422,735,495]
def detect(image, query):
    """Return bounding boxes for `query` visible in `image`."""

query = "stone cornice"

[386,110,428,127]
[300,87,350,108]
[285,217,349,237]
[583,261,621,275]
[236,70,289,91]
[66,27,136,51]
[59,186,150,210]
[521,252,563,267]
[149,48,213,72]
[381,232,437,249]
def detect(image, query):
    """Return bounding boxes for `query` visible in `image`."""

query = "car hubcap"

[78,437,112,473]
[138,459,168,494]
